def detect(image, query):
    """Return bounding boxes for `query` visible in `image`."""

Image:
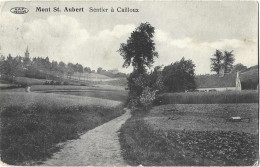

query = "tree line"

[119,22,240,110]
[0,54,128,81]
[0,54,93,81]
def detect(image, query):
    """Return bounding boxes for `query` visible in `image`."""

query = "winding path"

[42,109,131,166]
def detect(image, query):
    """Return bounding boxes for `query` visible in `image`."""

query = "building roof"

[240,68,259,83]
[195,66,259,89]
[195,73,237,88]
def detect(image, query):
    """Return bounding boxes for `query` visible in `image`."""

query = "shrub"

[139,87,157,110]
[63,81,69,85]
[54,81,61,85]
[126,69,163,111]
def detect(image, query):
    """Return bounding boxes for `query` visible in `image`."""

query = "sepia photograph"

[0,0,259,166]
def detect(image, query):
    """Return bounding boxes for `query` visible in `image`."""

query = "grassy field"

[101,78,127,87]
[54,90,128,102]
[119,103,259,166]
[15,77,49,85]
[0,92,125,165]
[28,85,128,102]
[30,85,126,92]
[155,90,258,104]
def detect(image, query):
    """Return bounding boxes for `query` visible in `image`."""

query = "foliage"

[139,87,157,110]
[0,54,23,81]
[210,50,223,74]
[126,69,164,110]
[210,50,235,74]
[84,67,92,73]
[0,52,92,81]
[118,22,158,74]
[118,22,162,109]
[223,50,235,73]
[231,63,247,73]
[97,67,103,73]
[162,57,196,92]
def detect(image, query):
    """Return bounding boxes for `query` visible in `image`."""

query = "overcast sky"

[0,1,258,74]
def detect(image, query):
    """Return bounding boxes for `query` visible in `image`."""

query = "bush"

[63,81,69,85]
[126,69,163,111]
[54,81,61,85]
[139,87,157,110]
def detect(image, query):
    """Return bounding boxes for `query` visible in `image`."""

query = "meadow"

[15,77,49,85]
[54,90,128,102]
[30,85,125,92]
[155,90,258,104]
[0,92,125,165]
[119,91,259,166]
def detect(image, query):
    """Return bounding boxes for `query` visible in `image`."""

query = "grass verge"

[119,111,258,166]
[0,103,125,165]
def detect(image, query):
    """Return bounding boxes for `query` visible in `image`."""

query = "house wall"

[236,72,242,91]
[197,87,237,92]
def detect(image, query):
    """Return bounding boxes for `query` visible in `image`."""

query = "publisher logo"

[10,7,29,14]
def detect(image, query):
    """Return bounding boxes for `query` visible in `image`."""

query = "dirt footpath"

[42,109,131,166]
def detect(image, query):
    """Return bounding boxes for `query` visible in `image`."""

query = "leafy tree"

[67,63,75,78]
[210,50,235,74]
[223,50,235,73]
[119,23,159,109]
[97,67,102,73]
[210,50,223,74]
[76,63,83,73]
[84,67,91,73]
[231,63,247,73]
[1,54,21,81]
[0,55,5,76]
[162,57,196,92]
[118,22,158,74]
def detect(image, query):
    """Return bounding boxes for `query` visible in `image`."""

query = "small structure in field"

[227,116,250,123]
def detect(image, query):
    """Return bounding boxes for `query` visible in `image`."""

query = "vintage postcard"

[0,0,258,166]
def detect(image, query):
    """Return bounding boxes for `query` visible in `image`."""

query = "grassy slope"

[0,92,125,165]
[30,85,125,91]
[119,103,259,166]
[54,91,128,102]
[15,77,49,85]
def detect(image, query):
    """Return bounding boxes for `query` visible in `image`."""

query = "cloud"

[154,29,258,74]
[96,24,135,39]
[0,13,135,73]
[0,13,257,75]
